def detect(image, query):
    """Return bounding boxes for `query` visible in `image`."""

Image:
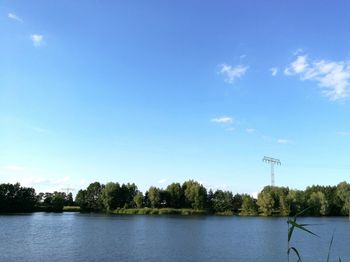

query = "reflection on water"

[0,213,349,261]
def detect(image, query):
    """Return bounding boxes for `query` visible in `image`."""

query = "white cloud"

[284,54,350,100]
[54,176,71,185]
[218,64,248,84]
[202,181,231,192]
[1,165,72,192]
[4,165,29,172]
[30,34,44,47]
[158,178,167,184]
[277,138,291,144]
[293,48,304,56]
[211,116,233,124]
[246,128,256,133]
[8,13,23,22]
[79,179,87,186]
[270,67,278,76]
[251,192,258,199]
[337,131,350,136]
[284,55,308,75]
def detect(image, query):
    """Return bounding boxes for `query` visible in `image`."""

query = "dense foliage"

[37,191,74,212]
[75,180,350,216]
[0,183,75,212]
[1,180,349,216]
[0,183,37,212]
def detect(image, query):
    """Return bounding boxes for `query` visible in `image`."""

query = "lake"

[0,213,349,261]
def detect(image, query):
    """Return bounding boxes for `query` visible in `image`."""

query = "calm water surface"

[0,213,349,261]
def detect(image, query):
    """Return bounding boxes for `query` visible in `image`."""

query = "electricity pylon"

[263,156,281,186]
[61,187,75,194]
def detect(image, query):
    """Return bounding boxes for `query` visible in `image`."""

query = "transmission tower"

[262,156,281,186]
[61,187,75,195]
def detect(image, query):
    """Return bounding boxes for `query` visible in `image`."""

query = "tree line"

[75,180,350,216]
[0,183,74,212]
[1,180,349,216]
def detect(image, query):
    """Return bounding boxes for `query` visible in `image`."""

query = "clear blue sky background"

[1,0,350,195]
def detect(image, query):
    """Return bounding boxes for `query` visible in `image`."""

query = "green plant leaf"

[288,225,294,242]
[288,246,302,262]
[288,220,319,237]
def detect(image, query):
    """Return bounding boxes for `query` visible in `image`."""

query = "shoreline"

[1,207,348,218]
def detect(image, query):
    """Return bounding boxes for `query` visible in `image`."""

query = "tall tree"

[166,183,184,208]
[133,192,144,208]
[336,181,350,215]
[240,194,258,216]
[101,182,120,211]
[76,182,104,211]
[147,187,161,208]
[212,190,233,213]
[308,191,329,216]
[182,180,207,210]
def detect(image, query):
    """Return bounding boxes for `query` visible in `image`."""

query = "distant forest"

[0,183,74,212]
[1,180,350,216]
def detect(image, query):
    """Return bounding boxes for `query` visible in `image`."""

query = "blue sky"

[1,1,350,195]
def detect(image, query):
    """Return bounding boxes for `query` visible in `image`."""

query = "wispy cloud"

[158,178,167,184]
[337,131,350,136]
[29,126,49,133]
[30,34,45,47]
[284,54,350,100]
[8,13,23,23]
[1,165,72,192]
[270,67,278,76]
[211,116,233,124]
[246,128,256,133]
[218,64,248,84]
[4,165,32,172]
[277,138,291,144]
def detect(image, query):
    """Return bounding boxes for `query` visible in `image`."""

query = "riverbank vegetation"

[75,180,350,216]
[0,183,74,212]
[1,180,349,216]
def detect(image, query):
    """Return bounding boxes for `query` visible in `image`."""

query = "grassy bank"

[111,208,208,216]
[63,206,81,212]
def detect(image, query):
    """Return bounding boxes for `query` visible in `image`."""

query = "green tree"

[0,183,37,212]
[75,189,87,210]
[101,182,120,211]
[51,192,66,211]
[133,192,144,208]
[286,190,306,216]
[308,191,329,216]
[206,189,214,213]
[65,192,74,206]
[212,190,233,213]
[147,187,161,208]
[123,183,138,208]
[76,182,104,211]
[240,194,258,215]
[182,180,207,210]
[336,181,350,215]
[257,187,275,216]
[257,186,289,216]
[232,194,243,214]
[166,183,184,208]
